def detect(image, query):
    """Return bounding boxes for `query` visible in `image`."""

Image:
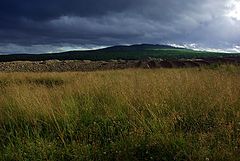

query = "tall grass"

[1,65,240,161]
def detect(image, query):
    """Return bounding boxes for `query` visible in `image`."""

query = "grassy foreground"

[1,65,240,161]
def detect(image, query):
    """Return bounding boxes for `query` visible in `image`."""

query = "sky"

[0,0,240,54]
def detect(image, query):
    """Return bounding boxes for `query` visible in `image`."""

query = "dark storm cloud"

[0,0,149,22]
[0,0,239,53]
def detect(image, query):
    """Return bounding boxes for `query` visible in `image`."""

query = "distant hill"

[0,44,239,62]
[98,44,182,51]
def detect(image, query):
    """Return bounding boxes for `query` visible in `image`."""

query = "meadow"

[1,65,240,160]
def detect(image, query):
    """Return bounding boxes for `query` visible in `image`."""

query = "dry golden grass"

[1,65,240,160]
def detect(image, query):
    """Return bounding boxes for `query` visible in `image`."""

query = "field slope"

[1,65,240,160]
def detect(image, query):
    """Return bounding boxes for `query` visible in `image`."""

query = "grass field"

[1,65,240,160]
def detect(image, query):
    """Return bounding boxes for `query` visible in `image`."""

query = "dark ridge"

[0,44,239,62]
[98,44,180,51]
[0,44,182,62]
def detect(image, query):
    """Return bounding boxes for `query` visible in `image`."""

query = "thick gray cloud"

[0,0,239,53]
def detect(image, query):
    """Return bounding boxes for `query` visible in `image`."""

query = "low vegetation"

[1,65,240,160]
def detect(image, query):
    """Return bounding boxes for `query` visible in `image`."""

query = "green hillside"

[0,44,239,62]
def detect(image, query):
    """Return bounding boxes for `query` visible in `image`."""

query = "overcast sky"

[0,0,240,54]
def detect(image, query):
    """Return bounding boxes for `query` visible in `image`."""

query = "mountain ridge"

[0,44,239,62]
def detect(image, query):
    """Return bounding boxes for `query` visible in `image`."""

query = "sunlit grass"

[1,65,240,160]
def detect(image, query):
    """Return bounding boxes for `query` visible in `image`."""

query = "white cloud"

[225,0,240,21]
